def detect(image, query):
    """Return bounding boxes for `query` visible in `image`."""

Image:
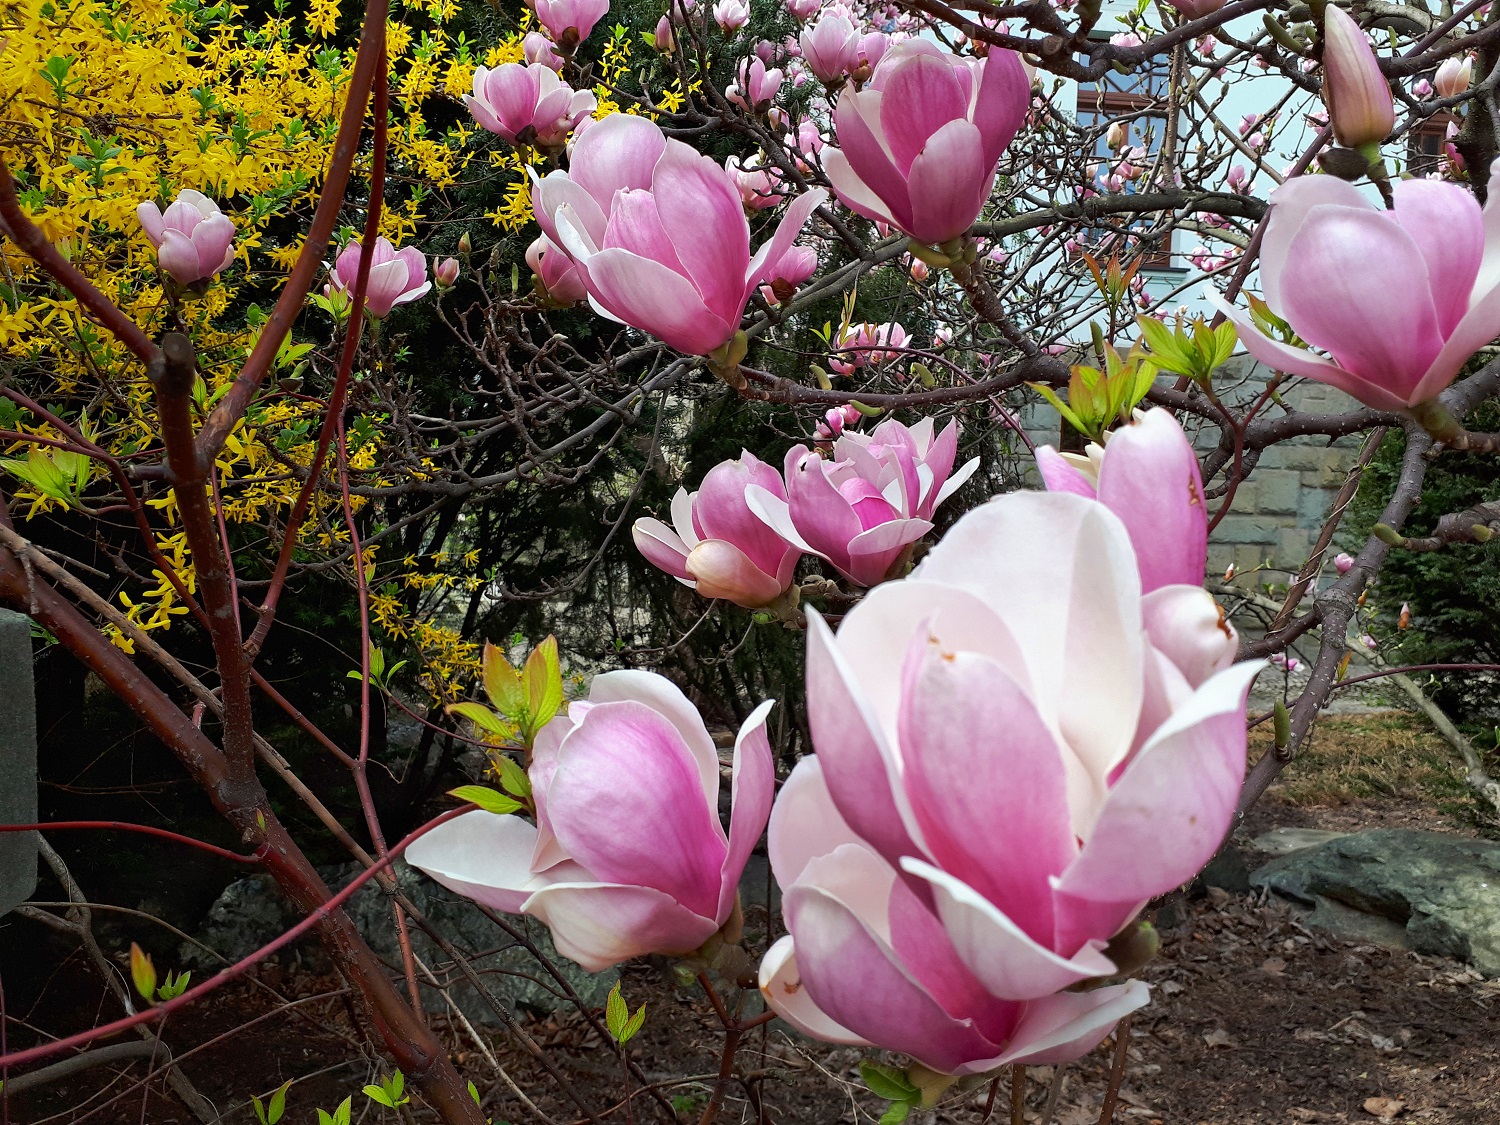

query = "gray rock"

[1250,828,1500,975]
[1194,845,1251,895]
[0,609,37,918]
[1250,827,1351,857]
[186,860,617,1024]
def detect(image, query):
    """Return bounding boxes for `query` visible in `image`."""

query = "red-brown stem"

[246,44,390,658]
[0,821,260,864]
[1095,1017,1132,1125]
[151,335,258,786]
[194,0,391,464]
[1010,1065,1025,1125]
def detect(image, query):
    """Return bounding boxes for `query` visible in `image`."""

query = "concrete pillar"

[0,609,37,917]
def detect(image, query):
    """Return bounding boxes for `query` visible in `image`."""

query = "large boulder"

[1249,828,1500,976]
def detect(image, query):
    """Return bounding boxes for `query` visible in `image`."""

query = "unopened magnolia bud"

[434,256,459,289]
[1321,5,1395,150]
[1372,522,1403,546]
[457,231,472,257]
[1434,55,1471,99]
[1106,120,1128,150]
[1333,552,1354,574]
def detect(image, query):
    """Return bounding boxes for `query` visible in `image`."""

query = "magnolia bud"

[1434,55,1471,98]
[1106,120,1128,150]
[653,14,675,52]
[434,256,460,289]
[1321,5,1395,150]
[1333,552,1354,574]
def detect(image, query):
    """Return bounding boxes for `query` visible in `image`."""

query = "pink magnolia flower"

[784,0,820,18]
[524,31,565,71]
[529,0,609,45]
[136,189,236,288]
[769,243,818,288]
[633,452,802,607]
[526,235,587,305]
[828,320,908,374]
[465,63,596,149]
[794,489,1260,1001]
[800,14,860,83]
[822,40,1029,246]
[1269,651,1301,673]
[726,155,784,211]
[434,256,460,289]
[407,671,773,971]
[1209,167,1500,412]
[714,0,749,32]
[759,757,1150,1075]
[727,57,785,110]
[814,404,862,442]
[1334,552,1355,574]
[328,237,430,318]
[1034,409,1208,593]
[1321,5,1394,149]
[652,15,675,51]
[531,115,825,356]
[855,31,889,73]
[746,417,979,587]
[1412,78,1434,99]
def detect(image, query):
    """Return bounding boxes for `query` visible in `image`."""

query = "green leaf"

[878,1101,913,1125]
[447,701,509,735]
[1028,383,1091,440]
[859,1061,918,1103]
[129,943,157,1004]
[362,1084,394,1108]
[621,1002,647,1044]
[481,642,525,717]
[267,1079,290,1124]
[1211,320,1238,370]
[494,754,532,798]
[468,1081,482,1106]
[522,636,564,731]
[606,981,629,1041]
[252,1093,269,1125]
[448,785,522,815]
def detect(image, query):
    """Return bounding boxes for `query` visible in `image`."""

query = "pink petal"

[1390,178,1483,338]
[570,113,668,210]
[766,757,864,891]
[997,980,1151,1066]
[531,168,610,250]
[784,449,864,574]
[902,858,1116,1000]
[1055,659,1263,917]
[693,458,800,578]
[1277,205,1445,400]
[604,188,686,272]
[912,493,1143,811]
[1414,275,1500,404]
[584,669,721,808]
[877,53,968,174]
[898,645,1075,945]
[362,257,410,317]
[717,699,776,921]
[547,700,727,917]
[1095,408,1207,593]
[136,201,166,246]
[1260,175,1372,311]
[744,187,829,294]
[569,243,734,356]
[971,50,1030,170]
[904,118,990,244]
[652,140,752,325]
[686,540,784,606]
[820,147,901,231]
[758,936,872,1045]
[525,882,720,971]
[1140,585,1238,688]
[156,228,203,285]
[831,91,914,231]
[1034,446,1098,497]
[632,517,693,580]
[805,609,925,873]
[405,809,541,914]
[784,848,1006,1074]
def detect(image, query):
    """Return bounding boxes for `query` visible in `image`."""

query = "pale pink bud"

[434,256,460,289]
[525,235,587,306]
[784,0,820,18]
[136,189,236,289]
[1434,55,1472,99]
[800,14,859,84]
[653,15,674,52]
[1321,5,1395,149]
[1106,120,1127,150]
[1334,552,1354,574]
[1412,78,1433,99]
[1362,633,1378,650]
[524,31,565,70]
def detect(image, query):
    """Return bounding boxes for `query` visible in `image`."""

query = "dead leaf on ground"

[1202,1028,1236,1049]
[1363,1095,1406,1120]
[1262,957,1287,974]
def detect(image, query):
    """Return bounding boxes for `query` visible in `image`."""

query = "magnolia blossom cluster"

[414,411,1259,1080]
[136,190,237,290]
[829,320,908,374]
[632,418,978,605]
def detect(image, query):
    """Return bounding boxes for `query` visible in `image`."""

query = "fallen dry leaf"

[1364,1096,1406,1120]
[1202,1028,1236,1049]
[1261,957,1287,975]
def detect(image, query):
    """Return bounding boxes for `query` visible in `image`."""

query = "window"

[1407,112,1458,178]
[1074,51,1177,269]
